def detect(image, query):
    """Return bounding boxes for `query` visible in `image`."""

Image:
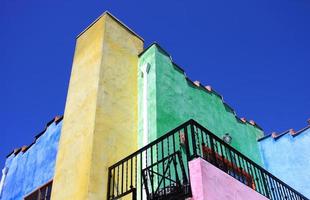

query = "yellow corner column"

[51,12,144,200]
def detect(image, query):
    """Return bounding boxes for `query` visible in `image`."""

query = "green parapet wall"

[138,43,264,165]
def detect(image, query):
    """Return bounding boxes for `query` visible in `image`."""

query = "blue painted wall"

[258,126,310,198]
[0,119,62,200]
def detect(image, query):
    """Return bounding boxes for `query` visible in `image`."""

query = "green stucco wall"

[138,46,158,148]
[138,44,264,165]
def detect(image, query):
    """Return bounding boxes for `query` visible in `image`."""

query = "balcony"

[107,119,308,200]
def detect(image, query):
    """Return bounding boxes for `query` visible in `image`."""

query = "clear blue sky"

[1,0,309,167]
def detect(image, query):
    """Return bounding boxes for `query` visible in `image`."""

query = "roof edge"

[257,134,272,142]
[292,125,310,137]
[273,130,291,140]
[258,125,310,142]
[6,115,63,158]
[76,11,144,42]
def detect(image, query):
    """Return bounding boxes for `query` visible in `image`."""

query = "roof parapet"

[139,42,264,132]
[240,118,247,123]
[249,120,256,126]
[205,85,212,92]
[21,145,28,153]
[6,115,63,158]
[193,81,200,87]
[292,123,310,136]
[258,119,310,142]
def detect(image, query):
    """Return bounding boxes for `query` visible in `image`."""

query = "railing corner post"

[190,123,198,159]
[183,126,191,161]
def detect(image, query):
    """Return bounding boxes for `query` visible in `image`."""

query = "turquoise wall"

[259,126,310,198]
[0,119,62,200]
[138,44,264,165]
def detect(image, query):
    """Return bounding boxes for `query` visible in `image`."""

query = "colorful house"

[258,120,310,198]
[0,117,62,200]
[0,11,308,200]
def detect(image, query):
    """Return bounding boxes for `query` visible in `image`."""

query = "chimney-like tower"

[51,12,144,200]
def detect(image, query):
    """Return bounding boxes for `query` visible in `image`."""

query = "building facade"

[0,11,308,200]
[138,43,264,165]
[259,122,310,198]
[0,117,62,200]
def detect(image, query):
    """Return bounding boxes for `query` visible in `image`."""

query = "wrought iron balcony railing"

[107,119,308,200]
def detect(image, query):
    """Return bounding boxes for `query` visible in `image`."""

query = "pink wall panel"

[188,158,269,200]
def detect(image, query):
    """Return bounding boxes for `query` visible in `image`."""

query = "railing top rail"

[191,120,308,199]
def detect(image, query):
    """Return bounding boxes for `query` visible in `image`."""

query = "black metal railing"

[107,119,308,200]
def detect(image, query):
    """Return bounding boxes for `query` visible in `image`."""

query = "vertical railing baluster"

[200,127,205,146]
[107,168,112,200]
[160,140,165,197]
[209,136,218,167]
[195,126,202,156]
[246,161,255,191]
[278,179,285,200]
[150,145,154,195]
[257,167,265,194]
[167,136,172,189]
[267,176,276,200]
[140,153,143,199]
[183,126,191,160]
[283,185,289,200]
[219,142,227,171]
[190,124,198,158]
[292,188,298,200]
[130,157,133,189]
[173,131,177,189]
[272,178,280,200]
[277,179,284,199]
[126,160,128,192]
[156,143,159,190]
[243,158,249,184]
[289,189,294,200]
[286,187,292,200]
[117,166,119,196]
[112,168,115,198]
[236,154,242,182]
[224,144,231,168]
[255,166,262,195]
[161,140,164,160]
[135,156,137,189]
[262,172,271,198]
[121,163,124,194]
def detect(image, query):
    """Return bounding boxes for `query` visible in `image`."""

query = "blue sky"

[1,0,309,167]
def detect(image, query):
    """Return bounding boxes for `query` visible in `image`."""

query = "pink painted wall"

[188,158,269,200]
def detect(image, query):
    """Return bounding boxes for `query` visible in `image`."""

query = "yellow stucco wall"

[51,12,144,200]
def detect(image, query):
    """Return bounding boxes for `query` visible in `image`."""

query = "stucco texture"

[51,12,143,200]
[189,158,268,200]
[138,44,264,165]
[0,120,62,200]
[259,127,310,198]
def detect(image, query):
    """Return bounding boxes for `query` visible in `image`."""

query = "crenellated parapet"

[258,119,310,142]
[5,116,63,159]
[258,119,310,198]
[140,42,263,130]
[138,42,264,165]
